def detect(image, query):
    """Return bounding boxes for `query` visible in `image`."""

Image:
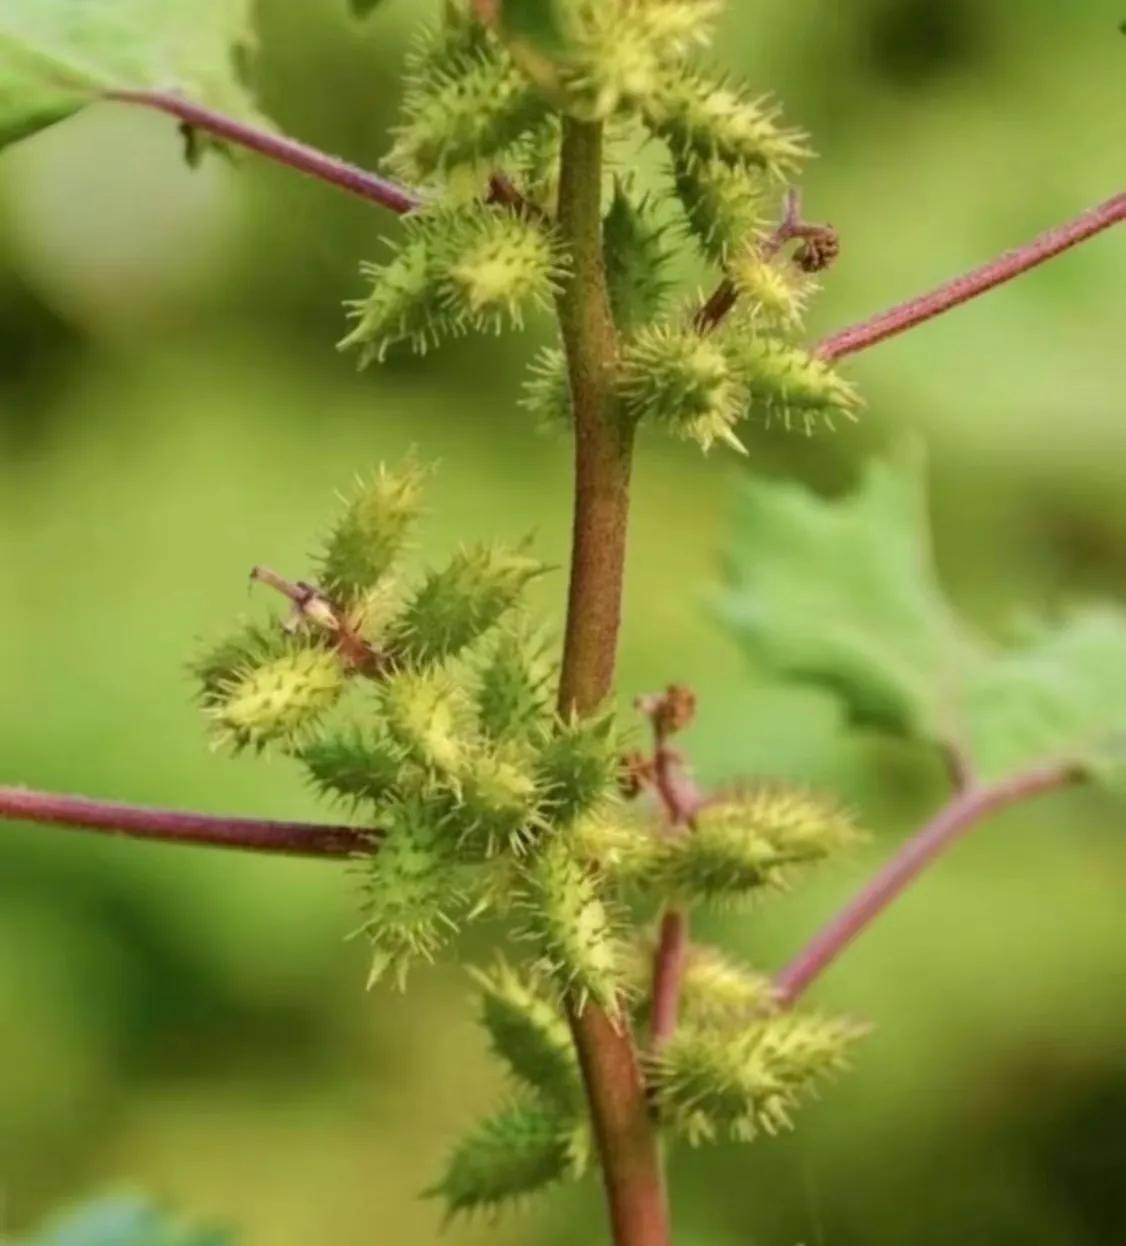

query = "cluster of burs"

[340,0,861,450]
[194,461,865,1214]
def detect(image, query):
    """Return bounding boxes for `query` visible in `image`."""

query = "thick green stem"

[555,119,669,1246]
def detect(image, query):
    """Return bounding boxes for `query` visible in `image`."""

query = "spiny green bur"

[472,961,584,1113]
[427,1101,584,1218]
[193,459,866,1217]
[645,787,862,906]
[190,0,874,1218]
[345,0,862,454]
[318,461,427,602]
[649,1014,867,1144]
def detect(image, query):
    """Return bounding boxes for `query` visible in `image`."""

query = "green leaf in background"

[719,454,1126,792]
[965,609,1126,789]
[719,453,980,739]
[0,0,259,151]
[18,1196,233,1246]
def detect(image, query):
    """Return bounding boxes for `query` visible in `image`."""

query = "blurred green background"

[1,1,1124,1242]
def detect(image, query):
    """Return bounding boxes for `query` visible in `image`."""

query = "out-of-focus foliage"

[10,1196,232,1246]
[0,0,260,151]
[0,0,1124,1244]
[720,454,1126,790]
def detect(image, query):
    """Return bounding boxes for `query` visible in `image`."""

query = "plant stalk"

[108,89,421,214]
[555,118,669,1246]
[774,762,1079,1006]
[649,909,688,1047]
[0,786,366,858]
[816,192,1126,362]
[646,701,703,1049]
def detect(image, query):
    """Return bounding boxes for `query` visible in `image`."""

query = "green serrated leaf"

[0,0,260,152]
[719,453,980,739]
[965,608,1126,789]
[719,452,1126,793]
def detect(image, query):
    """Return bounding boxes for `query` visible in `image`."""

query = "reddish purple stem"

[650,910,689,1045]
[773,763,1079,1006]
[107,89,421,216]
[816,193,1126,363]
[106,95,1124,370]
[645,707,704,1047]
[0,786,368,859]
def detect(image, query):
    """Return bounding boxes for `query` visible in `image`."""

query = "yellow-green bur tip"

[208,647,346,749]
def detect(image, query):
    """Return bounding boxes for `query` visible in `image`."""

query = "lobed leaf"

[719,453,1126,794]
[718,454,978,739]
[964,608,1126,791]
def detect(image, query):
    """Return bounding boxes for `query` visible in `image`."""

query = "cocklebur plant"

[192,470,866,1213]
[339,0,861,448]
[1,2,1124,1245]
